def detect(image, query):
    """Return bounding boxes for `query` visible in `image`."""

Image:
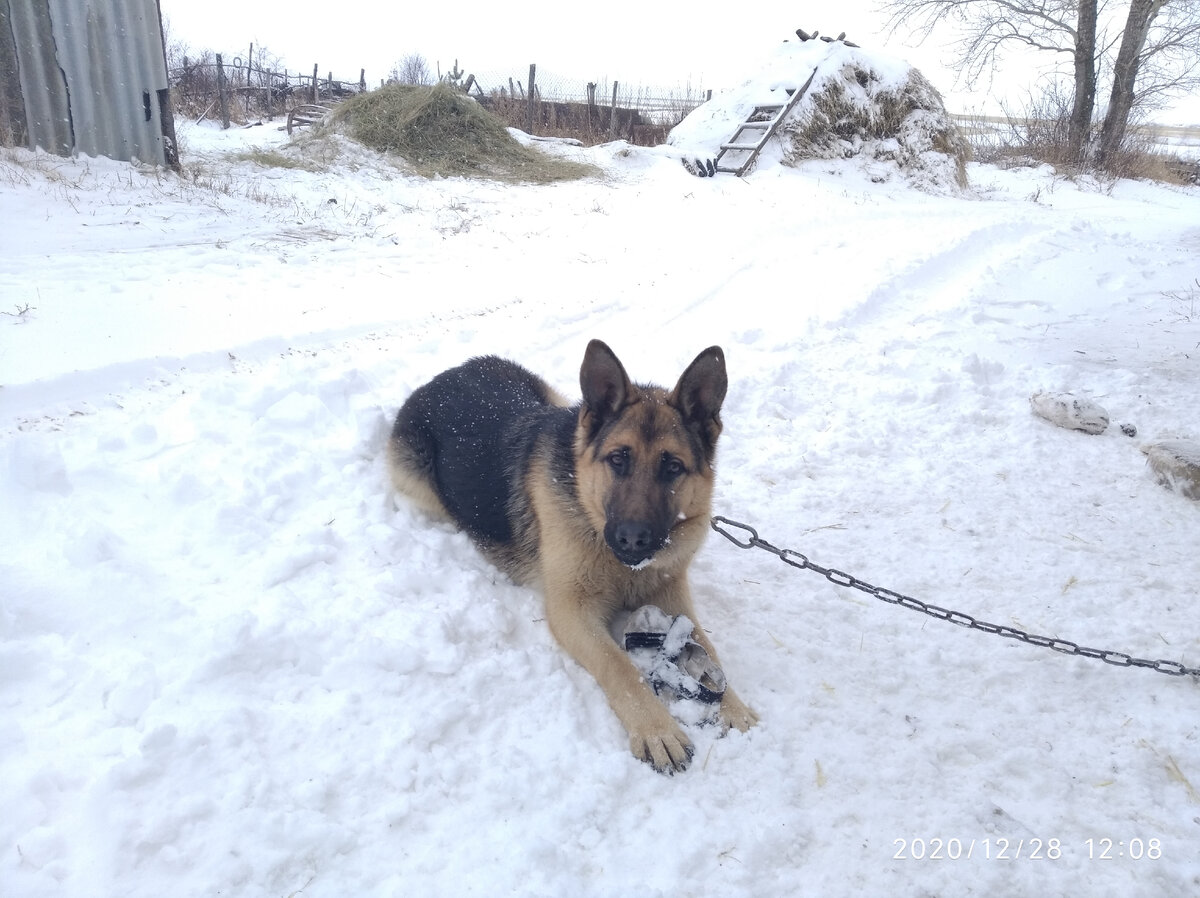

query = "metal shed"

[1,0,178,168]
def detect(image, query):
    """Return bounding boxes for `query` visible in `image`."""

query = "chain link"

[711,516,1200,680]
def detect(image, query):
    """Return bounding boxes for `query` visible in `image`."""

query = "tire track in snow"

[839,218,1060,336]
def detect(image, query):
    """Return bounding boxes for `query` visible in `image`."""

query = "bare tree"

[1096,1,1200,163]
[883,1,1100,161]
[882,1,1085,85]
[1095,0,1165,163]
[391,53,432,86]
[1130,1,1200,108]
[883,0,1200,169]
[1071,1,1098,162]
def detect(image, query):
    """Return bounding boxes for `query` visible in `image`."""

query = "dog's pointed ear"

[670,345,727,453]
[580,340,634,436]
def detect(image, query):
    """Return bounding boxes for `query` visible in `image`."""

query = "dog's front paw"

[719,688,759,733]
[630,723,694,773]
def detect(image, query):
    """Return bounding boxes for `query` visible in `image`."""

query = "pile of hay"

[782,62,970,190]
[669,38,970,190]
[331,83,596,183]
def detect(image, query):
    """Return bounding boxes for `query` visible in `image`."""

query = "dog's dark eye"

[607,448,630,475]
[660,455,686,480]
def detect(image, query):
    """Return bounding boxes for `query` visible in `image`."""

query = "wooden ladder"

[714,68,818,176]
[286,103,335,135]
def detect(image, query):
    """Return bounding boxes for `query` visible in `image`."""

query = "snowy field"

[3,83,1200,896]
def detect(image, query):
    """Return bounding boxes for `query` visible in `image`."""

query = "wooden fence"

[168,48,709,143]
[460,63,712,144]
[469,64,704,144]
[169,48,366,127]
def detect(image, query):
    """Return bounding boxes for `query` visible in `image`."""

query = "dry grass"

[982,89,1079,169]
[329,83,599,183]
[964,89,1198,186]
[228,147,322,172]
[1095,136,1196,186]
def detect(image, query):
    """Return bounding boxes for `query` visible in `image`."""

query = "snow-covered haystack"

[670,38,970,190]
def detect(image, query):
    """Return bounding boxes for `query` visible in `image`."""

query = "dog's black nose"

[607,521,660,567]
[615,521,652,552]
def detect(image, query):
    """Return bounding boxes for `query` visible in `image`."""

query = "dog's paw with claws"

[631,723,695,773]
[719,688,759,733]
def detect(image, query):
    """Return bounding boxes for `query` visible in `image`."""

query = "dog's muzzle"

[605,520,666,567]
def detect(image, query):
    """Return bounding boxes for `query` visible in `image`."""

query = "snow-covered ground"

[3,86,1199,896]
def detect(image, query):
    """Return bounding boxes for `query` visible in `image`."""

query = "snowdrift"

[670,37,969,189]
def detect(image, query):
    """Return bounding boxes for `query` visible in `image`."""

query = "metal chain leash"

[711,516,1200,680]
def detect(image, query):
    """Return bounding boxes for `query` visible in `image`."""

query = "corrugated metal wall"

[0,2,31,146]
[1,0,177,167]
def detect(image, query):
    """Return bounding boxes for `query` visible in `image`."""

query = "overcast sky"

[162,1,1200,124]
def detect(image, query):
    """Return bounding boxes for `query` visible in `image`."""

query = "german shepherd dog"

[387,340,757,772]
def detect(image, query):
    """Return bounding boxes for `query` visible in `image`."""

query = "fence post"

[216,53,230,129]
[609,81,618,138]
[359,69,366,93]
[311,64,318,102]
[246,44,254,118]
[525,64,536,134]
